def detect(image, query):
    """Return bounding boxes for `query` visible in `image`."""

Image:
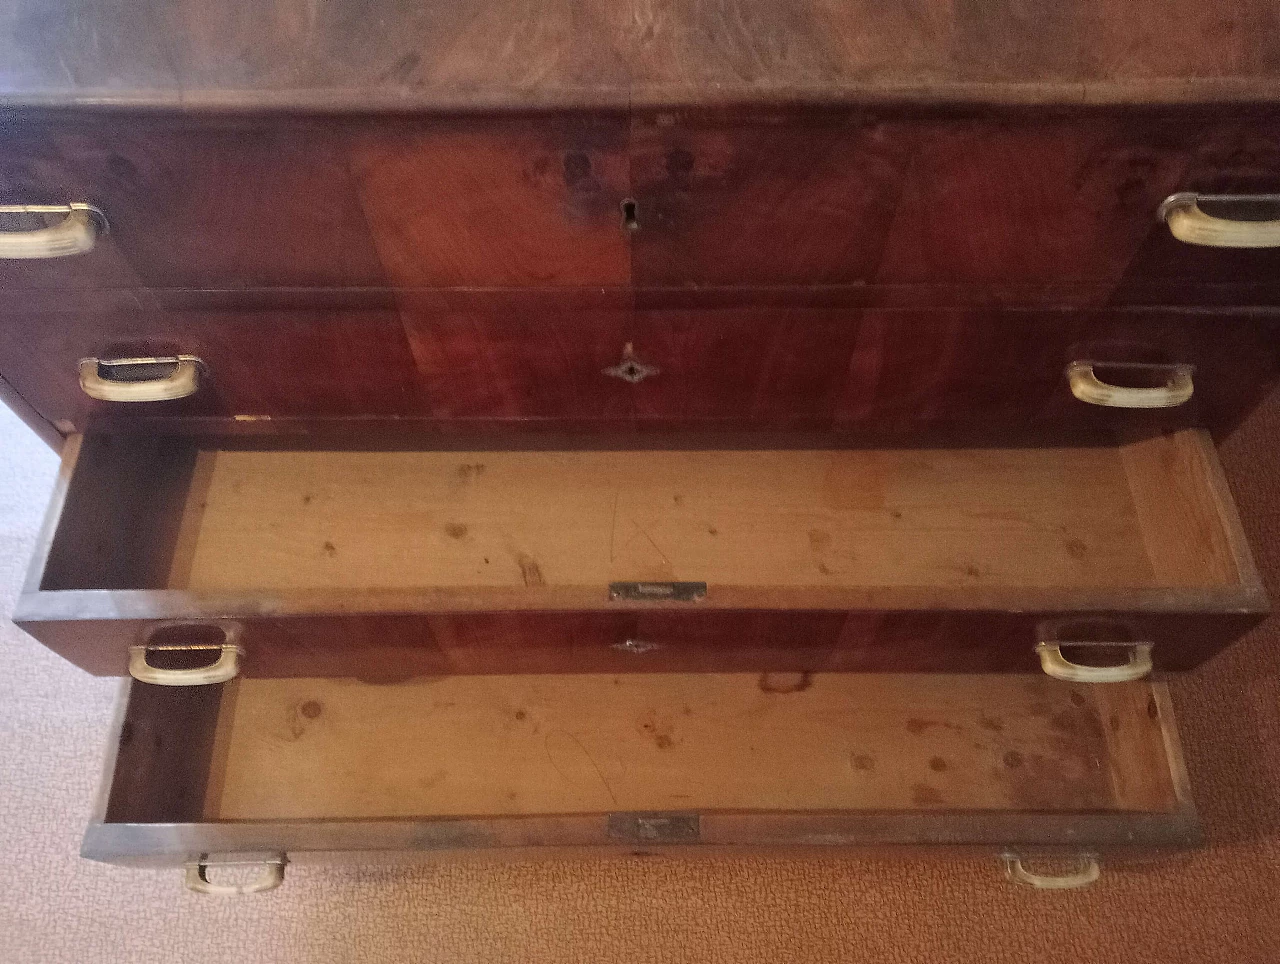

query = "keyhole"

[621,198,639,232]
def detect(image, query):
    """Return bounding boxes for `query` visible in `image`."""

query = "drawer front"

[0,305,424,427]
[7,111,1280,301]
[84,673,1196,877]
[4,304,1276,434]
[0,115,630,290]
[15,430,1266,679]
[18,609,1261,680]
[632,113,1280,299]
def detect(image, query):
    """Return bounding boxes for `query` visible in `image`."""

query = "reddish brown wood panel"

[1,0,1280,110]
[401,306,870,427]
[1117,120,1280,290]
[0,304,423,425]
[15,608,1260,679]
[348,116,630,287]
[629,112,916,287]
[871,118,1190,290]
[630,112,1280,297]
[0,114,630,291]
[2,304,1276,435]
[5,111,1280,297]
[335,305,1280,435]
[0,118,385,290]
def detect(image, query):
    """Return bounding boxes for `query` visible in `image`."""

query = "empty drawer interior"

[101,672,1190,829]
[37,429,1256,609]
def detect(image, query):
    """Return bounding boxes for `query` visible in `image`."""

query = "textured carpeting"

[1,400,1278,964]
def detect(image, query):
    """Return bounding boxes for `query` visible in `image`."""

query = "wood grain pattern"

[3,112,1280,296]
[0,114,629,290]
[161,444,1213,596]
[16,609,1265,679]
[629,113,915,287]
[3,304,1277,436]
[25,431,1253,601]
[0,305,423,423]
[14,429,1265,678]
[194,673,1179,819]
[1,0,1279,109]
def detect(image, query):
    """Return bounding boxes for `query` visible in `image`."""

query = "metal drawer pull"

[185,856,286,895]
[0,203,106,259]
[79,355,203,402]
[1035,642,1153,683]
[1159,192,1280,248]
[1066,360,1193,409]
[1002,853,1100,890]
[129,640,243,686]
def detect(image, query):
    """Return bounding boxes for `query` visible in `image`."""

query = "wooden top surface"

[2,0,1279,112]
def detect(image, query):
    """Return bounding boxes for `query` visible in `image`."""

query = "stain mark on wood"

[912,784,944,805]
[515,552,546,587]
[977,713,1004,733]
[759,671,813,694]
[906,718,962,735]
[808,529,832,552]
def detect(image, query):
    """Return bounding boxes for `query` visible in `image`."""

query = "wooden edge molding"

[0,370,62,450]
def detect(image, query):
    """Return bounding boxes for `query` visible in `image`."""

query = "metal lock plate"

[609,581,707,602]
[607,812,701,844]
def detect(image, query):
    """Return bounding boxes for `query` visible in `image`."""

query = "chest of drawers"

[3,0,1280,894]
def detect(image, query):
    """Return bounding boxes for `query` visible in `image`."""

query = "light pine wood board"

[163,440,1235,595]
[204,673,1178,821]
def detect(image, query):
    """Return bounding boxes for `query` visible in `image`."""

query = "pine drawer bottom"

[83,670,1195,893]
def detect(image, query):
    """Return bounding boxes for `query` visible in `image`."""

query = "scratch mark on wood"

[544,730,618,806]
[635,521,672,567]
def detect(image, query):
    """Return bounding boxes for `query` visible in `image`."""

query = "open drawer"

[83,671,1196,892]
[15,427,1266,680]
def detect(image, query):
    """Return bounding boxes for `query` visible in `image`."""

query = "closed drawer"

[0,114,629,290]
[2,303,1276,436]
[7,111,1280,303]
[632,112,1280,300]
[15,429,1265,680]
[83,671,1196,889]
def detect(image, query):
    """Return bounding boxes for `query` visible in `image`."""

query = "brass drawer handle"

[1002,853,1100,890]
[129,643,243,686]
[1035,642,1153,683]
[1160,192,1280,248]
[129,623,244,686]
[0,203,106,259]
[1066,360,1193,409]
[185,855,286,895]
[79,355,204,402]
